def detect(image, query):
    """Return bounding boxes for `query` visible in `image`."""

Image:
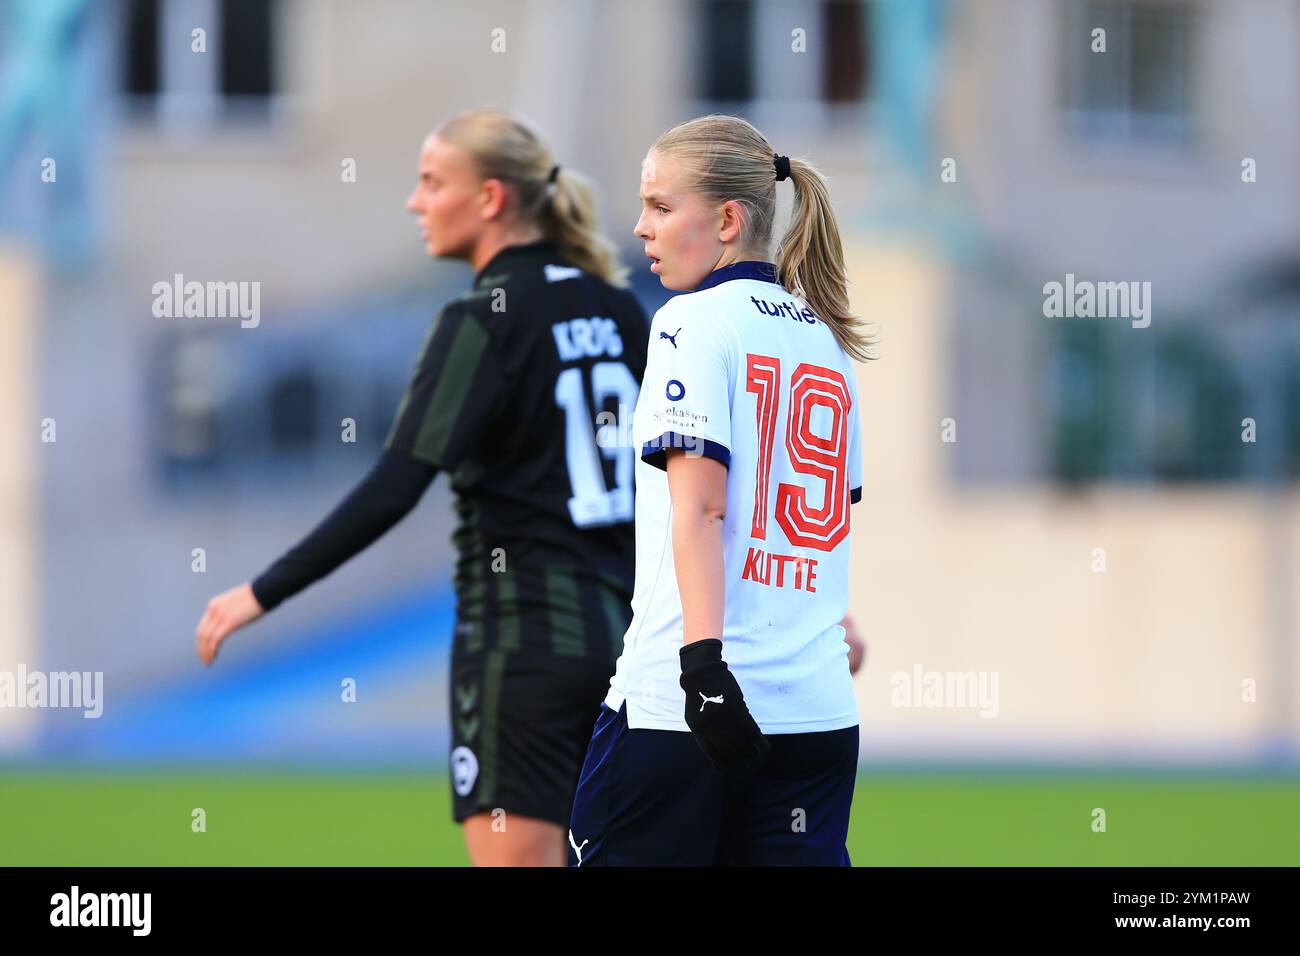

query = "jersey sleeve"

[847,362,863,504]
[637,296,735,471]
[383,303,501,470]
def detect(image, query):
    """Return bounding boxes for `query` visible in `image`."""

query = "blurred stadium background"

[1,0,1297,865]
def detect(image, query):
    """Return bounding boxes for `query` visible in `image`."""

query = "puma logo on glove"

[679,639,770,771]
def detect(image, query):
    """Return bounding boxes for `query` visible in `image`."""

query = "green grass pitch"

[1,771,1296,865]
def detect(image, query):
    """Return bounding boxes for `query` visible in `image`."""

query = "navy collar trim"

[473,239,560,287]
[695,260,779,292]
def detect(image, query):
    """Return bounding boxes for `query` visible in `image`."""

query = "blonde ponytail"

[652,114,877,361]
[541,166,629,287]
[776,158,877,362]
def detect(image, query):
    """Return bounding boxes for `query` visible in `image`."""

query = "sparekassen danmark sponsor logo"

[50,886,151,936]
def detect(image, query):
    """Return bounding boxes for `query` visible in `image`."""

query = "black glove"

[679,639,770,770]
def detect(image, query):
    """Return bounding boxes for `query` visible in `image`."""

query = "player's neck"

[714,247,769,270]
[470,227,547,274]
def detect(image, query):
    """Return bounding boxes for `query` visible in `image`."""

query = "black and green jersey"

[384,240,648,658]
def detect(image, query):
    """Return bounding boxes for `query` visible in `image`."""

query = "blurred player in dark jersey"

[196,109,647,866]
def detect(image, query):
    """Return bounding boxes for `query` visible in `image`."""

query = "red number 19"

[744,354,851,551]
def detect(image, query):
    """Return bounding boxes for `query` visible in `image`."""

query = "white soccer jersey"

[605,261,863,733]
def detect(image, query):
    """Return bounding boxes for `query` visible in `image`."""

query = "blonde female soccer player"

[567,115,875,866]
[196,110,647,867]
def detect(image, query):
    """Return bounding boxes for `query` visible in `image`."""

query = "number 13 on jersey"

[556,362,639,528]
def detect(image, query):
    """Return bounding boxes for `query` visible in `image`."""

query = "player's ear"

[718,199,745,244]
[479,178,510,221]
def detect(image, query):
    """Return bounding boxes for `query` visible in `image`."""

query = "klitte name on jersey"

[741,546,819,592]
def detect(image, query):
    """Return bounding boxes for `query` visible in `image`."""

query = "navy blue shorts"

[567,702,858,866]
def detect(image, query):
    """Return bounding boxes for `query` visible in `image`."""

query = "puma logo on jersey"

[659,327,681,348]
[699,692,724,711]
[568,830,590,865]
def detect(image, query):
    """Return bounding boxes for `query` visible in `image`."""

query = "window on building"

[219,0,273,107]
[120,0,277,121]
[822,0,870,102]
[700,0,754,102]
[1045,318,1297,484]
[122,0,161,99]
[698,0,872,107]
[1062,0,1194,142]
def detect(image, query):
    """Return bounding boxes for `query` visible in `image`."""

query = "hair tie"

[773,154,791,182]
[548,164,561,185]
